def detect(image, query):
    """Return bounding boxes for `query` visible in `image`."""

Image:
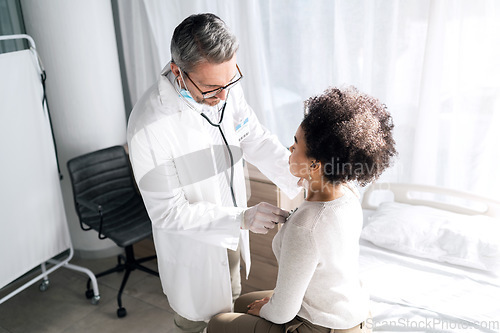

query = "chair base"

[86,244,159,318]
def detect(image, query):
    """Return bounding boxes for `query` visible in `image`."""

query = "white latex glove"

[242,202,289,234]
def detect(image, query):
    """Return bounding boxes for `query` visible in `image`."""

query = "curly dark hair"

[301,86,397,186]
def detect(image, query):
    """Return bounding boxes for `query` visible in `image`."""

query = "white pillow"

[361,202,500,272]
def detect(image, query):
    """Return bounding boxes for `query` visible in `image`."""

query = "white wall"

[21,0,127,257]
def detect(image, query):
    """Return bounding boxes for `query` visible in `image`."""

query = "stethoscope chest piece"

[286,207,299,221]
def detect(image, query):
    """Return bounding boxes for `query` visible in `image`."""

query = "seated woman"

[207,86,397,333]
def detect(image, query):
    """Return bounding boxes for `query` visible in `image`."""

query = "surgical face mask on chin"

[180,88,193,100]
[180,88,207,105]
[180,88,222,110]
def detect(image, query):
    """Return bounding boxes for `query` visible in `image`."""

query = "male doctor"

[127,13,300,333]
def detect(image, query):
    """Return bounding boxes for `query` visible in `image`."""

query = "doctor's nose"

[215,88,228,100]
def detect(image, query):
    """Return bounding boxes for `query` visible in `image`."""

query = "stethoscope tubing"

[173,76,238,207]
[199,102,238,207]
[172,72,238,207]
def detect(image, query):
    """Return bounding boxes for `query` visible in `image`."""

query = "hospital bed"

[359,183,500,333]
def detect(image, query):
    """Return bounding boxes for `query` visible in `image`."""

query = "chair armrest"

[76,197,102,213]
[76,197,109,239]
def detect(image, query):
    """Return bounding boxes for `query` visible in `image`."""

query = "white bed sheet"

[360,210,500,333]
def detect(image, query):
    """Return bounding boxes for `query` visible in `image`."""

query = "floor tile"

[62,293,174,333]
[0,239,176,333]
[125,274,172,313]
[70,253,158,295]
[0,269,116,333]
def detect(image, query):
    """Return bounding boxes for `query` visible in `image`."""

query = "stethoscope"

[173,71,238,208]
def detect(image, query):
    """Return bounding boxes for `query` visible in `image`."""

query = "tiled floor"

[0,238,178,333]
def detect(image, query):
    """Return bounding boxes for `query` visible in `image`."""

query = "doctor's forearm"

[243,140,301,199]
[143,193,244,249]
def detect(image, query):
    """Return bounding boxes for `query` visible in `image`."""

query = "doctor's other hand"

[242,202,289,234]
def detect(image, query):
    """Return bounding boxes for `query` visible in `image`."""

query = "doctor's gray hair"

[171,13,239,73]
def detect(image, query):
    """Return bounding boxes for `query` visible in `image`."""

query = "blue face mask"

[180,88,193,100]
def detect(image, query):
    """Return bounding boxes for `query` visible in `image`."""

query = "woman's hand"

[247,297,270,316]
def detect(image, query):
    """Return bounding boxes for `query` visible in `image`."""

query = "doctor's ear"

[170,62,181,76]
[310,160,320,168]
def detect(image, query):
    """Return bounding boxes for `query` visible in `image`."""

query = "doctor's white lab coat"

[127,69,300,321]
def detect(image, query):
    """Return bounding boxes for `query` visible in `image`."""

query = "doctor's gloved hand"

[242,202,289,234]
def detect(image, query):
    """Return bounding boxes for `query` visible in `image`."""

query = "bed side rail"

[361,183,500,218]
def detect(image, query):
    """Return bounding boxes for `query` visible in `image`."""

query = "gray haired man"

[127,13,300,332]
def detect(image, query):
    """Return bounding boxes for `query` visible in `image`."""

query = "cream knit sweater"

[259,187,369,329]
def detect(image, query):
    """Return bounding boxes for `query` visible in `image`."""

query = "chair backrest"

[67,146,136,222]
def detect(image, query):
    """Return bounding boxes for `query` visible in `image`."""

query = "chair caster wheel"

[85,289,94,299]
[117,307,127,318]
[39,280,50,292]
[91,295,100,305]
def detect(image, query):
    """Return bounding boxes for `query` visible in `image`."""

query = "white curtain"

[117,0,500,198]
[116,0,272,120]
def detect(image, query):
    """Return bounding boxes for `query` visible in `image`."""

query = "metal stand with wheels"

[1,247,100,306]
[0,34,100,307]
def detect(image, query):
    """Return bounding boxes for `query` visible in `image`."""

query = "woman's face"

[289,125,311,179]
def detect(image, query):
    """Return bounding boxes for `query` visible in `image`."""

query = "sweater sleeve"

[259,222,319,324]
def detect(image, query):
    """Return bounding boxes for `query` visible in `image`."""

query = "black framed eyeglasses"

[181,64,243,99]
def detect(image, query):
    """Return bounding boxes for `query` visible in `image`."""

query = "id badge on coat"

[235,117,250,142]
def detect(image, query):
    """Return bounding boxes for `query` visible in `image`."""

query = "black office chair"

[67,145,159,318]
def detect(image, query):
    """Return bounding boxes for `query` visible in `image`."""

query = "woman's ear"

[310,160,320,170]
[309,160,322,179]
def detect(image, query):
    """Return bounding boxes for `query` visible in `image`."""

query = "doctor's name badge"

[235,117,250,142]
